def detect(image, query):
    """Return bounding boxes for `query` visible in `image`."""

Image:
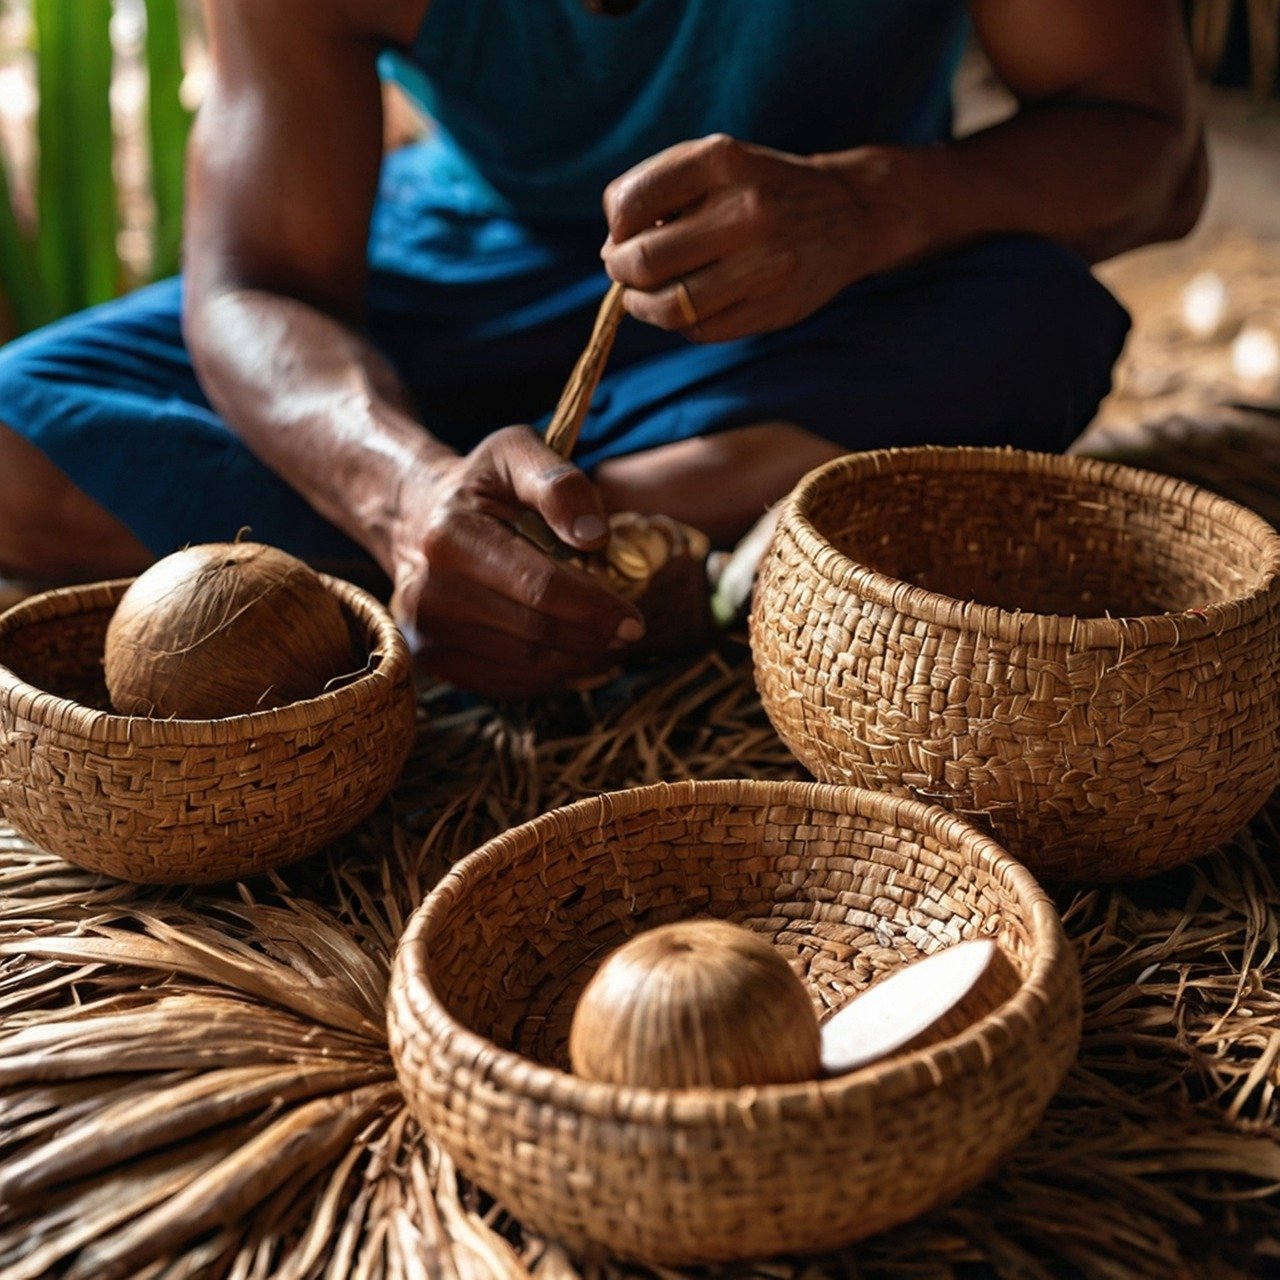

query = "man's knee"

[0,422,152,582]
[0,328,67,482]
[0,420,72,579]
[978,238,1131,441]
[0,341,51,564]
[0,357,149,584]
[0,331,151,579]
[1005,238,1129,351]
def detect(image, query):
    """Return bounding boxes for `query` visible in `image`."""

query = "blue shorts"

[0,143,1129,562]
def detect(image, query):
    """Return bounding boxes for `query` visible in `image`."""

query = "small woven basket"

[0,577,415,883]
[388,778,1080,1266]
[752,447,1280,882]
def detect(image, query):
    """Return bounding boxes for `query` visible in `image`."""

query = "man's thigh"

[0,225,1129,564]
[0,279,369,563]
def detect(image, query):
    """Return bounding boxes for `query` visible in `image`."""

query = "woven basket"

[388,778,1080,1265]
[751,446,1280,882]
[0,576,415,883]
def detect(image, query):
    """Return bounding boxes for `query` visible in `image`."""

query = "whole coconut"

[104,542,356,718]
[568,918,822,1089]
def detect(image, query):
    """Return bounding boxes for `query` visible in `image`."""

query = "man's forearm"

[821,98,1206,282]
[184,287,450,571]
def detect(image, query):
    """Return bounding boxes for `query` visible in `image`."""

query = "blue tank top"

[382,0,968,223]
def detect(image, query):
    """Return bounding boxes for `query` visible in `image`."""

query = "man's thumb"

[497,427,610,552]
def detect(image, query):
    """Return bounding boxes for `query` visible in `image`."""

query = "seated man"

[0,0,1204,696]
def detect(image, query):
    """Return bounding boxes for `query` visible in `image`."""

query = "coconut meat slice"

[820,938,1019,1076]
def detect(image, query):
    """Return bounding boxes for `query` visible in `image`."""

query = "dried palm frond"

[1,639,1279,1279]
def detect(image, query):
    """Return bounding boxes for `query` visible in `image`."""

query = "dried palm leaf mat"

[2,647,1279,1280]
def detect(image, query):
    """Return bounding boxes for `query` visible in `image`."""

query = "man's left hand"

[601,134,909,343]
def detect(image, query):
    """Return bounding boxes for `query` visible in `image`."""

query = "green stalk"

[0,144,42,335]
[33,0,74,318]
[144,0,192,280]
[33,0,119,317]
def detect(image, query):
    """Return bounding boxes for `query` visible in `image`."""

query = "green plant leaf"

[144,0,191,281]
[0,142,42,336]
[34,0,119,317]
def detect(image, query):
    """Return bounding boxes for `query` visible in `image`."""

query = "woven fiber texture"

[752,446,1280,882]
[0,577,415,883]
[387,777,1081,1266]
[2,651,1278,1277]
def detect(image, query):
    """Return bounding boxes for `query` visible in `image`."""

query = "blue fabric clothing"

[0,5,1129,566]
[381,0,969,220]
[0,134,1130,561]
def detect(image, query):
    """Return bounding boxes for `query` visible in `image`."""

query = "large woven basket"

[0,576,415,883]
[388,778,1080,1265]
[751,446,1280,882]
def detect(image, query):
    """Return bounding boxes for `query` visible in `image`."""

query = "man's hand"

[602,2,1204,344]
[387,426,646,699]
[601,135,902,345]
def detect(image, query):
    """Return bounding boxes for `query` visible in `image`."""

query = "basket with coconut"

[387,778,1080,1265]
[0,541,415,883]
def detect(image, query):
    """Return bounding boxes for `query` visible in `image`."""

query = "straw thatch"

[2,641,1278,1280]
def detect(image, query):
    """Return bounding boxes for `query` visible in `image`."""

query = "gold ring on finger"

[675,279,700,327]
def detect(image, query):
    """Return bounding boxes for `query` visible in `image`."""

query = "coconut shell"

[510,510,710,604]
[104,543,357,719]
[568,918,822,1089]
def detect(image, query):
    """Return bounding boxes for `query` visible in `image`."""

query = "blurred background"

[0,0,439,344]
[0,0,201,342]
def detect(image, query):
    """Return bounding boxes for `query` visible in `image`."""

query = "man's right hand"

[185,2,646,699]
[388,426,647,698]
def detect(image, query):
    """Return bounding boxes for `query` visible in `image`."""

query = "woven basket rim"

[0,574,411,746]
[784,445,1280,648]
[392,777,1075,1127]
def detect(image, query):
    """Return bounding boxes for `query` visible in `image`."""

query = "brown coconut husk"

[568,918,824,1089]
[104,541,358,719]
[1,641,1278,1280]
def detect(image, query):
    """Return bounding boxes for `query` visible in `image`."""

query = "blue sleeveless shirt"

[382,0,968,223]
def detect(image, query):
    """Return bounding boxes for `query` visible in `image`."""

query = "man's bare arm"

[184,0,641,697]
[911,0,1206,264]
[602,0,1204,342]
[184,1,413,562]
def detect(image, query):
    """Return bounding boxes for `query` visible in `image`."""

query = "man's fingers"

[677,296,796,345]
[621,248,795,334]
[413,567,629,658]
[604,134,747,242]
[485,426,611,552]
[603,191,741,291]
[604,179,791,291]
[421,626,621,699]
[427,504,644,643]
